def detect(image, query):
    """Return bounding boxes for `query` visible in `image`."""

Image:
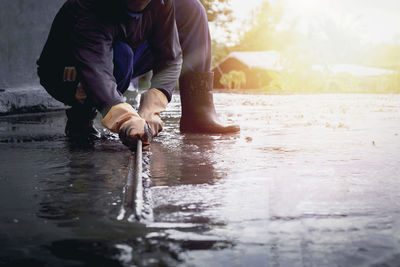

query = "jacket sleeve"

[71,16,125,113]
[148,0,183,102]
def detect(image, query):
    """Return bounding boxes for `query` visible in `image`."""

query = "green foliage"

[380,71,400,93]
[220,73,232,89]
[220,70,246,89]
[210,0,400,93]
[262,54,400,93]
[201,0,234,52]
[199,0,232,24]
[233,1,286,51]
[264,67,326,92]
[211,39,230,69]
[363,44,400,70]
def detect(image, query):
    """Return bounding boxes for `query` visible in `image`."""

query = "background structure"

[0,0,66,114]
[0,0,64,89]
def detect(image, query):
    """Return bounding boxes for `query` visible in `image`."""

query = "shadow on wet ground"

[1,93,400,266]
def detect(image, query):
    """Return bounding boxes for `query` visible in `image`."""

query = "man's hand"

[102,88,168,151]
[102,103,151,150]
[119,122,153,151]
[138,88,168,137]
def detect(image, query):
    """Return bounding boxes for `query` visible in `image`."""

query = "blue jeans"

[115,0,211,95]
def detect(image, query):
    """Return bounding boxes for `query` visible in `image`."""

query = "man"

[37,0,239,150]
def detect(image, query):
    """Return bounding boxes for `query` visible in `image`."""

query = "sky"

[220,0,400,44]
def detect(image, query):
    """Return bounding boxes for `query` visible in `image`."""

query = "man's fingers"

[118,122,153,151]
[142,143,151,151]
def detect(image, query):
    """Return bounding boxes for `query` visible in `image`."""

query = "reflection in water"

[0,94,400,266]
[150,134,220,186]
[179,134,219,185]
[148,112,234,254]
[37,140,129,223]
[48,239,123,266]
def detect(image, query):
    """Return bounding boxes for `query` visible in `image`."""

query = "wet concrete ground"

[0,93,400,266]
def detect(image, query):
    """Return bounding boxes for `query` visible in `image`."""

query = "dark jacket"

[38,0,182,112]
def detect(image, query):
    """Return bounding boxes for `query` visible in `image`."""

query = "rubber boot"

[65,105,101,140]
[179,72,240,133]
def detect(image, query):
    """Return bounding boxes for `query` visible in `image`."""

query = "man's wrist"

[155,88,172,102]
[101,98,126,117]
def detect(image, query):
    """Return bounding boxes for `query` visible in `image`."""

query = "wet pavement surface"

[0,93,400,266]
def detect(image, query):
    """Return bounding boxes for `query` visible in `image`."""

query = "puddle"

[0,93,400,266]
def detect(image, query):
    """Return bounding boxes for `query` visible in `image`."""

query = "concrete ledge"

[0,86,66,115]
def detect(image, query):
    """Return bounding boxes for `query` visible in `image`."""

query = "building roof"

[223,51,282,71]
[330,64,393,77]
[219,51,393,77]
[312,64,394,77]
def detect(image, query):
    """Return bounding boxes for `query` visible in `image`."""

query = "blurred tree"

[200,0,232,23]
[308,15,364,65]
[233,1,284,51]
[211,39,230,68]
[220,72,233,89]
[231,70,246,89]
[220,70,246,89]
[221,0,400,93]
[199,0,233,67]
[364,43,400,69]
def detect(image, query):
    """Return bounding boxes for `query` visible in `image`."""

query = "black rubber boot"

[65,105,101,141]
[179,72,240,134]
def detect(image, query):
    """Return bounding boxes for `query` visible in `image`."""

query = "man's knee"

[113,41,134,71]
[113,41,134,91]
[37,65,78,106]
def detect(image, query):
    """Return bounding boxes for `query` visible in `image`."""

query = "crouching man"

[38,0,239,150]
